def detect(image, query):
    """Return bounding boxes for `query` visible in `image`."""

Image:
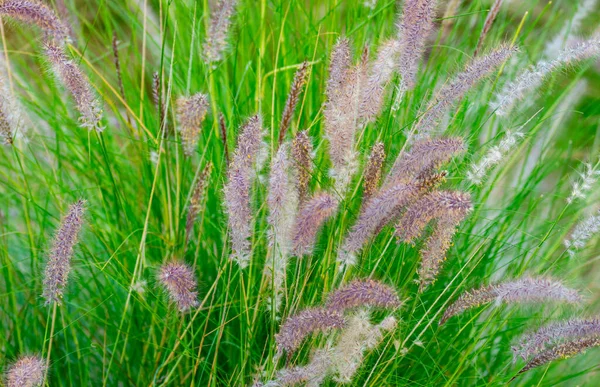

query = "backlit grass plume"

[414,44,517,139]
[224,114,264,268]
[361,39,400,122]
[42,199,86,305]
[514,336,600,379]
[492,34,600,116]
[267,144,299,312]
[6,355,46,387]
[44,44,103,131]
[512,317,600,362]
[362,142,385,201]
[440,277,582,325]
[158,261,199,312]
[325,279,401,312]
[0,75,19,145]
[278,61,309,144]
[396,0,436,92]
[467,129,524,185]
[177,92,209,156]
[185,161,213,245]
[564,209,600,257]
[275,307,345,355]
[291,130,313,205]
[567,160,600,203]
[203,0,237,65]
[291,192,338,256]
[0,0,69,44]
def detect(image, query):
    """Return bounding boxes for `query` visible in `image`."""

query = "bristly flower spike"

[291,130,313,205]
[203,0,238,65]
[278,61,309,145]
[512,317,600,362]
[564,209,600,257]
[185,162,213,245]
[42,199,86,305]
[224,115,264,268]
[474,0,504,56]
[6,355,46,387]
[44,44,103,131]
[325,279,402,312]
[158,261,199,312]
[440,277,582,325]
[363,142,386,201]
[567,160,600,204]
[177,92,209,156]
[0,0,70,44]
[413,44,517,139]
[275,307,345,355]
[291,192,338,256]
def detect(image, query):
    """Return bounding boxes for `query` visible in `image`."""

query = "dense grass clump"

[1,0,600,386]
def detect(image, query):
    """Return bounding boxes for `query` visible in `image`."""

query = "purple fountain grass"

[276,307,345,355]
[177,92,209,156]
[42,199,86,305]
[413,44,517,139]
[512,317,600,362]
[203,0,238,65]
[325,279,401,312]
[279,62,309,145]
[338,183,419,267]
[0,75,18,145]
[440,277,583,325]
[385,137,465,187]
[6,355,46,387]
[331,311,397,383]
[224,114,264,268]
[266,144,299,313]
[396,0,437,92]
[291,130,313,205]
[363,142,385,201]
[261,348,333,387]
[395,190,472,243]
[44,43,103,131]
[291,192,338,256]
[515,336,600,378]
[492,34,600,116]
[158,261,199,312]
[474,0,504,56]
[0,0,70,44]
[185,162,213,245]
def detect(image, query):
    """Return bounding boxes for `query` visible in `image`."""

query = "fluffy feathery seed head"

[276,307,345,354]
[564,209,600,257]
[467,130,524,185]
[158,261,199,312]
[396,0,437,91]
[512,317,600,362]
[515,336,600,378]
[363,142,386,200]
[386,137,465,187]
[291,192,338,256]
[44,43,103,131]
[0,0,70,44]
[567,161,600,204]
[6,355,46,387]
[325,279,401,312]
[264,348,333,387]
[203,0,238,65]
[185,162,213,244]
[414,44,517,139]
[279,62,309,144]
[177,92,209,156]
[42,199,86,305]
[440,277,582,325]
[291,130,313,205]
[224,115,264,268]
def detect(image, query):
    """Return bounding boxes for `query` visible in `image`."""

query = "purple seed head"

[0,0,70,44]
[6,355,46,387]
[186,162,213,244]
[44,43,103,131]
[276,307,345,354]
[325,279,402,312]
[279,61,309,144]
[291,192,339,256]
[363,142,386,201]
[177,92,209,156]
[440,277,582,325]
[158,261,199,312]
[203,0,238,65]
[42,199,86,305]
[291,130,313,205]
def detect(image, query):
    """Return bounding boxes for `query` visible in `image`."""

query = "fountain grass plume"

[185,161,213,245]
[291,130,313,205]
[291,192,338,256]
[0,0,70,44]
[276,307,345,355]
[203,0,238,65]
[42,199,86,305]
[440,277,583,325]
[177,92,209,156]
[279,61,309,145]
[363,142,385,201]
[6,355,46,387]
[158,261,199,312]
[325,279,401,312]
